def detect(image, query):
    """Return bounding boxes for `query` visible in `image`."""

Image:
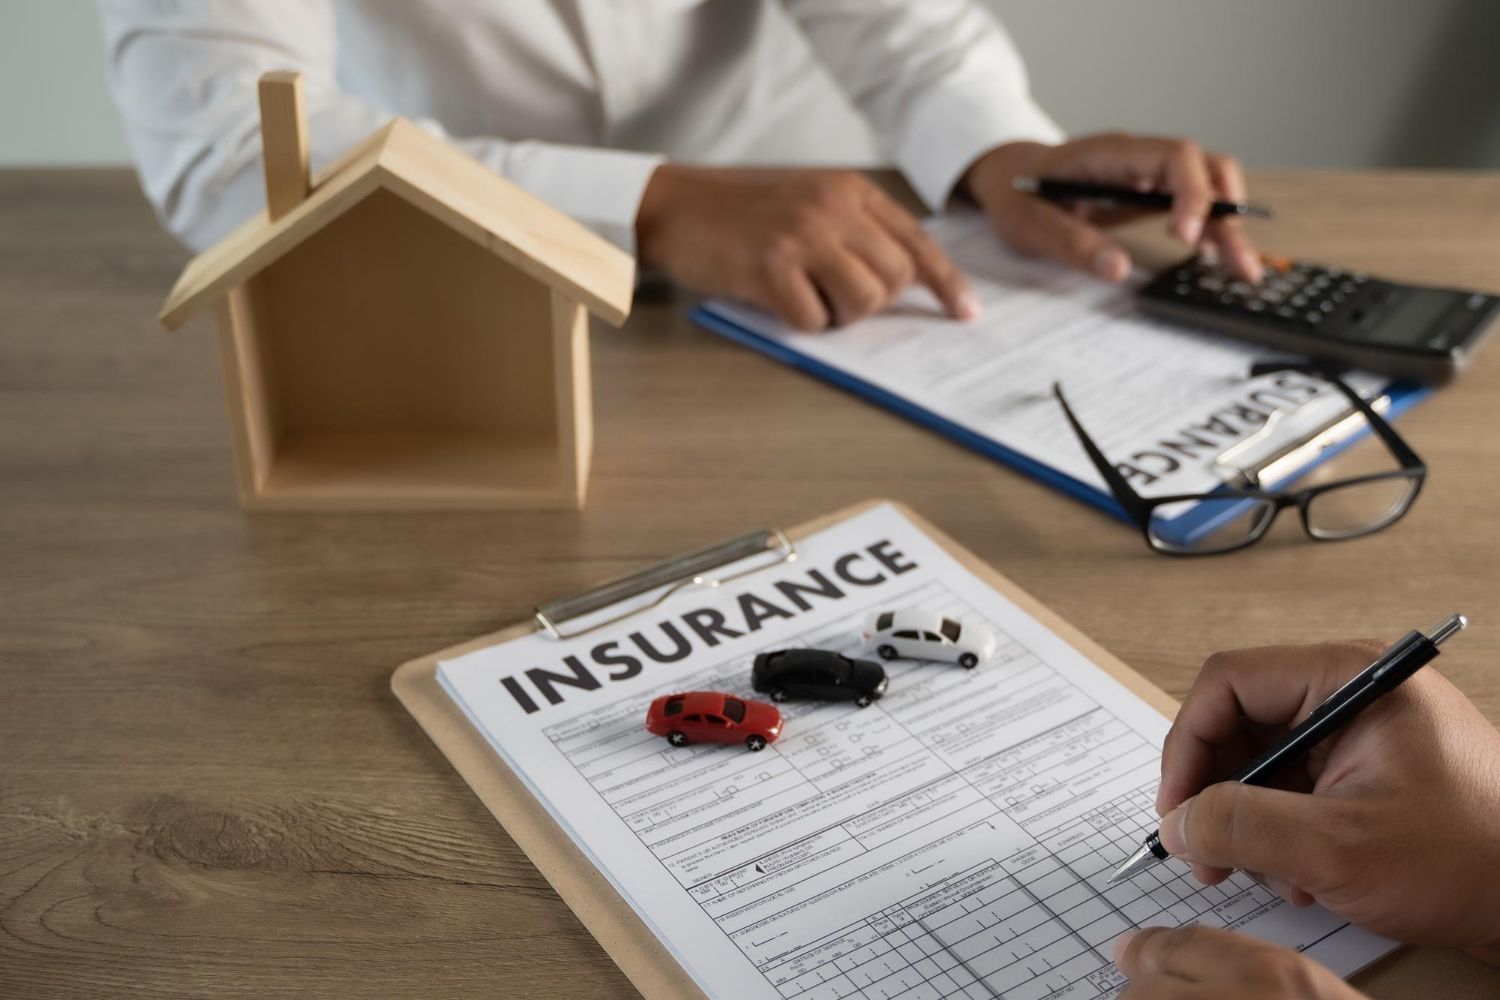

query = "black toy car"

[751,648,889,707]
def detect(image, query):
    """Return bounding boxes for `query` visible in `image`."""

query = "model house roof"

[160,117,635,330]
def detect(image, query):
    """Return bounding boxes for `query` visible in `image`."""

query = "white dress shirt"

[98,0,1062,253]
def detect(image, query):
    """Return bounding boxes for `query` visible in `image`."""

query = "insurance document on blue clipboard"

[697,214,1398,535]
[438,503,1396,999]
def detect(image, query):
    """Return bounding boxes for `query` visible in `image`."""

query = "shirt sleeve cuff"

[891,89,1065,213]
[452,136,666,254]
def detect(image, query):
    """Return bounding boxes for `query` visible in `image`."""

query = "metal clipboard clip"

[534,529,798,641]
[1213,389,1392,488]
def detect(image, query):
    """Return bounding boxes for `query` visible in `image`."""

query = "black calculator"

[1138,257,1499,383]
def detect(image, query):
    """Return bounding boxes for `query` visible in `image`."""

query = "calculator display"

[1365,289,1457,348]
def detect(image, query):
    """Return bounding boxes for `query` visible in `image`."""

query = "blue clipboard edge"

[690,303,1432,527]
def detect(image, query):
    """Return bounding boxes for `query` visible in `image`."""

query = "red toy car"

[645,691,783,751]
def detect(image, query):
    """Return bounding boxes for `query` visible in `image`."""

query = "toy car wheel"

[959,653,979,670]
[877,644,897,661]
[667,731,688,747]
[745,735,767,752]
[769,689,787,703]
[854,694,873,708]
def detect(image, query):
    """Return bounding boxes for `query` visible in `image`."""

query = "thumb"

[988,196,1132,283]
[1160,782,1346,893]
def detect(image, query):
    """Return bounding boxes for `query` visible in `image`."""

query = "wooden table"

[3,169,1498,998]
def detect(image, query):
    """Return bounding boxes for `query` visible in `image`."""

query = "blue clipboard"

[691,303,1431,526]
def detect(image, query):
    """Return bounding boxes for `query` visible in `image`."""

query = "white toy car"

[863,609,997,669]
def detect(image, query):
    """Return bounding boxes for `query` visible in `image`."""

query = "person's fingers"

[1117,924,1332,990]
[1038,131,1169,187]
[760,244,828,331]
[1050,134,1211,228]
[1249,869,1317,907]
[1304,742,1337,785]
[989,194,1132,283]
[1265,875,1317,907]
[1156,641,1388,815]
[1190,860,1232,885]
[1118,973,1200,999]
[843,217,916,298]
[1159,780,1352,893]
[866,195,979,319]
[808,245,893,327]
[1119,925,1359,998]
[1160,140,1215,247]
[1116,925,1243,982]
[1202,153,1263,283]
[1203,218,1260,282]
[1078,205,1156,228]
[994,135,1241,269]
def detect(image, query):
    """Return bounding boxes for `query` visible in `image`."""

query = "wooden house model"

[159,72,634,511]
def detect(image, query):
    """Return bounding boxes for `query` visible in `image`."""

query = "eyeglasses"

[1054,363,1427,556]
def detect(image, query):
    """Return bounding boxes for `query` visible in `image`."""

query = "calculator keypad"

[1139,254,1500,381]
[1161,258,1396,342]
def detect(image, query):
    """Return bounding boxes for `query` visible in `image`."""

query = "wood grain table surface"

[2,169,1498,998]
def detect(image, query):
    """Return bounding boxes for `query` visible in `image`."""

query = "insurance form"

[439,504,1394,998]
[699,214,1388,502]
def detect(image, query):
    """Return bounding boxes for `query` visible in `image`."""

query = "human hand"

[962,134,1263,284]
[1114,924,1368,999]
[1156,640,1500,961]
[635,165,977,331]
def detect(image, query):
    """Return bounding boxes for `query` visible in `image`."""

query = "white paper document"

[701,214,1387,502]
[439,504,1394,998]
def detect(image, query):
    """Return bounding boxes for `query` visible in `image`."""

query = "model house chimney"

[258,71,311,221]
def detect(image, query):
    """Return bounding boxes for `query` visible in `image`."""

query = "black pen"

[1014,176,1274,220]
[1108,613,1467,884]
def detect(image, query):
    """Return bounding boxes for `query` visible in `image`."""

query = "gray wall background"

[3,0,1498,169]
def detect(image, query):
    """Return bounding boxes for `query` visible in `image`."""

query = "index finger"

[1202,153,1263,283]
[1156,640,1388,815]
[866,194,979,321]
[1160,140,1214,247]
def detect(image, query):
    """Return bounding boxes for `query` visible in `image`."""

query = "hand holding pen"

[1012,177,1272,220]
[962,135,1266,284]
[1134,628,1500,961]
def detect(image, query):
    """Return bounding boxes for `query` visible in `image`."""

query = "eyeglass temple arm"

[1248,363,1425,471]
[1052,382,1153,525]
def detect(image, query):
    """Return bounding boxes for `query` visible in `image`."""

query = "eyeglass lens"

[1292,413,1421,540]
[1147,495,1278,554]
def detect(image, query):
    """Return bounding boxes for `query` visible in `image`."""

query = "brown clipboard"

[391,499,1181,999]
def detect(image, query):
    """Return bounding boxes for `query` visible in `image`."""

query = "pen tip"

[1108,842,1159,885]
